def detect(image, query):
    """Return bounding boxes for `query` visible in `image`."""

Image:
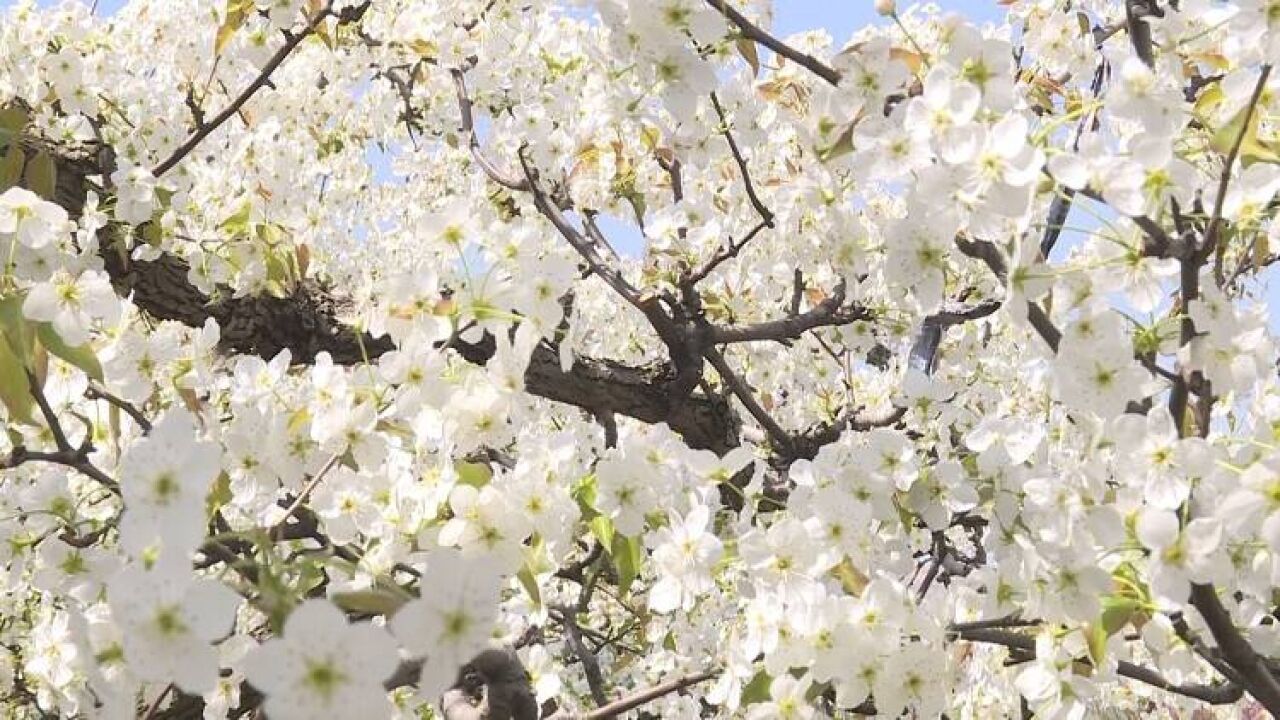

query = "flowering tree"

[2,0,1280,717]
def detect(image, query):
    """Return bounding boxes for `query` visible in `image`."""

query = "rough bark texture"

[38,136,741,452]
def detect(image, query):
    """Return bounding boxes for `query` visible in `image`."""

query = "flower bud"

[875,0,896,16]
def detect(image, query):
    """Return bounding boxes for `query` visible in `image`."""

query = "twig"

[515,151,647,311]
[1124,0,1161,67]
[150,1,346,177]
[947,615,1041,632]
[548,669,720,720]
[709,92,774,227]
[553,606,609,707]
[1,373,120,492]
[683,218,771,287]
[1188,584,1280,713]
[451,68,531,191]
[1205,64,1272,282]
[704,0,840,86]
[141,683,174,719]
[708,280,872,344]
[268,453,343,540]
[957,627,1244,705]
[86,381,152,434]
[956,237,1062,352]
[703,346,794,454]
[915,531,946,601]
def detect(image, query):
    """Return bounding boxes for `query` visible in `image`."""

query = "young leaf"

[611,532,643,596]
[35,323,104,381]
[0,340,34,424]
[1084,622,1109,666]
[1211,102,1280,167]
[0,105,28,135]
[0,293,33,359]
[24,150,56,200]
[589,515,614,550]
[332,588,411,616]
[454,460,493,488]
[0,105,28,149]
[736,38,760,78]
[0,143,24,191]
[215,0,255,57]
[517,563,542,607]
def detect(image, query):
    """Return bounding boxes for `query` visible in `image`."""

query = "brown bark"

[38,138,740,453]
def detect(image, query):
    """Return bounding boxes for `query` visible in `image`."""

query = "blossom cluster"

[0,0,1279,718]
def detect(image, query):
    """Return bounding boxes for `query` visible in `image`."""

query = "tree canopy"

[2,0,1280,717]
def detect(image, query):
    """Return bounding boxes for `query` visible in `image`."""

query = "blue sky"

[9,0,1277,327]
[19,0,1006,24]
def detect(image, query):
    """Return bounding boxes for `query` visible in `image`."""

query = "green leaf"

[35,323,103,381]
[140,221,163,248]
[1084,622,1108,666]
[454,460,493,488]
[24,150,56,200]
[1100,595,1141,636]
[207,471,232,515]
[572,472,599,518]
[1211,101,1280,167]
[0,143,24,191]
[219,200,253,236]
[516,563,542,608]
[264,250,291,298]
[736,38,760,78]
[589,515,614,550]
[740,669,772,706]
[332,588,411,616]
[0,293,34,423]
[817,122,856,163]
[0,105,28,135]
[610,532,643,596]
[0,293,33,357]
[0,105,28,150]
[215,0,256,57]
[0,339,33,424]
[831,556,869,597]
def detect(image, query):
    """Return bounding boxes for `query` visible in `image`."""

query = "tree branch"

[451,68,531,191]
[703,345,794,454]
[708,280,872,344]
[704,0,841,86]
[548,669,719,720]
[1188,584,1280,713]
[709,92,774,228]
[957,627,1245,705]
[150,1,360,177]
[956,237,1062,352]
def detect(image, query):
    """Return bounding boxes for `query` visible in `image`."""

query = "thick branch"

[709,281,871,344]
[40,140,741,454]
[1188,584,1280,713]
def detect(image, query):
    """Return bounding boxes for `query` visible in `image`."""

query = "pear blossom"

[22,268,120,347]
[0,187,69,249]
[647,502,723,613]
[391,549,503,697]
[242,600,398,720]
[106,561,240,695]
